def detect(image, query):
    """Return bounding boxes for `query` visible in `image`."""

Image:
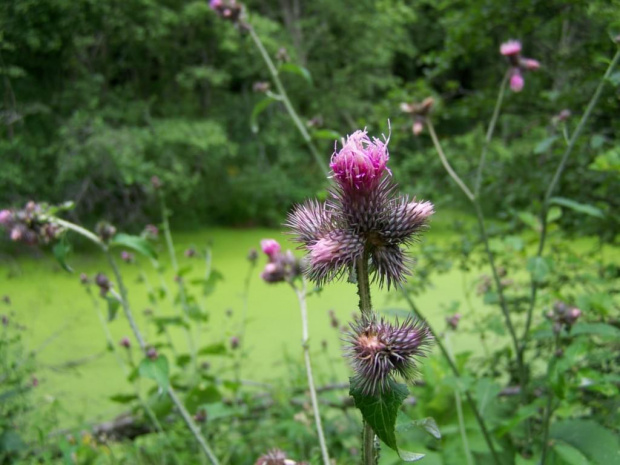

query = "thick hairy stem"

[291,280,331,465]
[355,252,377,465]
[247,26,329,176]
[399,287,502,465]
[475,71,509,196]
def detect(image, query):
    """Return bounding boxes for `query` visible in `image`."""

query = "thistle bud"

[151,176,162,190]
[146,347,158,360]
[95,222,117,242]
[80,273,89,285]
[120,337,131,349]
[230,336,240,350]
[121,251,134,263]
[247,248,258,263]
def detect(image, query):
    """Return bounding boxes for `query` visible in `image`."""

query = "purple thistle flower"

[287,129,434,288]
[510,68,524,92]
[260,239,281,259]
[345,313,432,396]
[330,129,390,192]
[500,40,522,56]
[0,210,12,226]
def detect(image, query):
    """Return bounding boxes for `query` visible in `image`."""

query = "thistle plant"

[287,128,434,464]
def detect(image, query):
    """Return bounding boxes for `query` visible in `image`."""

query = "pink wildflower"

[261,239,281,259]
[510,69,524,92]
[500,40,522,56]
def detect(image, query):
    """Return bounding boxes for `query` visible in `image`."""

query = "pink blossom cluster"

[500,39,540,92]
[259,239,302,284]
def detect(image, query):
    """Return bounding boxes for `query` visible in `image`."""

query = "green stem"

[290,279,331,465]
[355,252,378,465]
[426,121,475,202]
[427,119,525,396]
[521,49,620,348]
[158,192,197,372]
[57,218,220,465]
[247,25,329,176]
[399,287,502,465]
[445,333,475,465]
[539,334,561,465]
[475,71,509,197]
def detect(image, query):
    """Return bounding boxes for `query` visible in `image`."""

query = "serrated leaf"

[53,241,73,273]
[106,296,121,321]
[527,256,550,283]
[550,197,604,218]
[350,379,407,453]
[534,136,558,154]
[550,420,620,464]
[139,355,169,391]
[278,63,313,85]
[312,129,341,140]
[110,234,157,259]
[250,97,277,133]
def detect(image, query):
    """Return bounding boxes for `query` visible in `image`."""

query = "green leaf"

[110,233,157,259]
[0,431,26,453]
[312,129,342,140]
[527,256,550,283]
[570,323,620,339]
[351,379,424,460]
[53,240,73,273]
[550,197,604,218]
[185,385,222,412]
[152,316,189,334]
[534,135,558,154]
[475,378,501,416]
[198,342,227,356]
[518,211,541,232]
[106,296,121,322]
[396,413,441,440]
[606,71,620,87]
[109,394,138,404]
[546,206,562,223]
[278,63,313,85]
[250,97,277,133]
[139,355,170,391]
[550,420,620,465]
[191,269,224,296]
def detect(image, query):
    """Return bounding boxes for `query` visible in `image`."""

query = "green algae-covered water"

[1,215,614,428]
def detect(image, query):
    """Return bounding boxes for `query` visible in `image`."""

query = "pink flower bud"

[412,120,424,136]
[520,58,540,71]
[10,227,22,241]
[510,69,524,92]
[500,40,522,56]
[0,210,11,226]
[120,337,131,349]
[260,239,281,258]
[209,0,223,8]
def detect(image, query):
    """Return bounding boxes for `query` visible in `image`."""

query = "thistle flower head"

[261,239,281,259]
[330,129,390,192]
[0,202,64,245]
[287,128,434,288]
[520,58,540,71]
[345,313,432,395]
[500,40,522,56]
[0,210,12,226]
[510,68,524,92]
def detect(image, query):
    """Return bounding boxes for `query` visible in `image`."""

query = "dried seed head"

[345,313,432,395]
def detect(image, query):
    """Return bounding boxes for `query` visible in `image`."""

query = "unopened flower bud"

[554,348,564,358]
[252,81,270,93]
[446,313,462,330]
[121,251,134,263]
[276,47,289,62]
[120,337,131,349]
[185,248,196,258]
[95,222,117,242]
[32,376,39,387]
[510,69,524,92]
[247,248,258,263]
[151,176,162,190]
[146,347,158,360]
[194,409,207,423]
[230,336,240,350]
[80,273,89,285]
[144,224,159,239]
[1,296,9,305]
[95,273,111,296]
[412,119,424,136]
[1,315,8,326]
[0,210,12,226]
[261,239,281,259]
